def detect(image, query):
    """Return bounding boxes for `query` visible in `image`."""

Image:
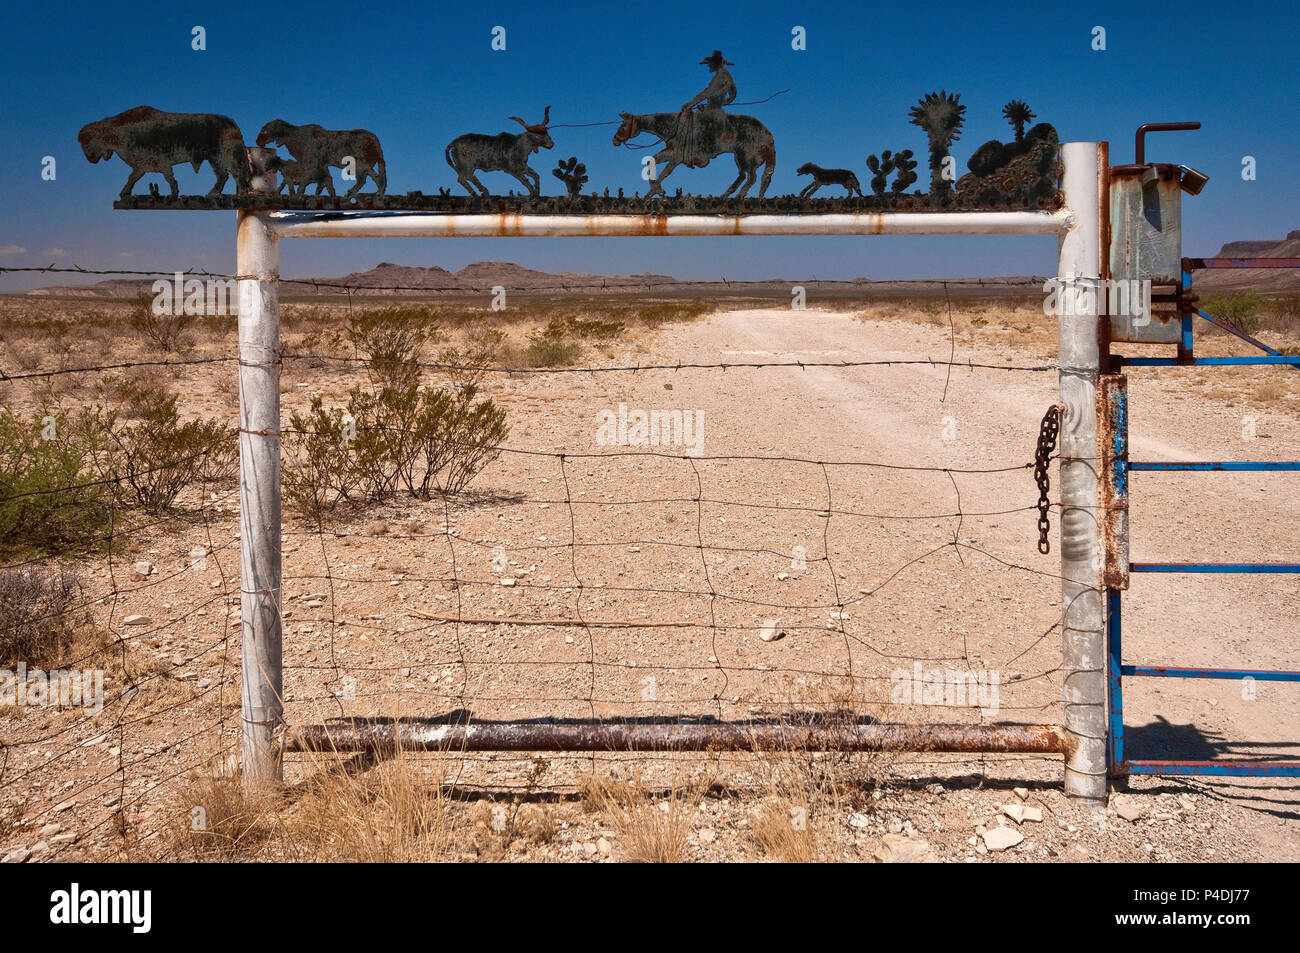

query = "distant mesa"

[1193,231,1300,292]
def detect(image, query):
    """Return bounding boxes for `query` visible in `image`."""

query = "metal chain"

[1034,404,1062,554]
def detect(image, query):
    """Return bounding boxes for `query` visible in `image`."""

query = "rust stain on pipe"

[285,720,1071,756]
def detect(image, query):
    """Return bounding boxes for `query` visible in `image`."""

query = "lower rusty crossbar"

[284,720,1072,756]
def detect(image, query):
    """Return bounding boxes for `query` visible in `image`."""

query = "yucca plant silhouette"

[1002,100,1036,144]
[908,91,966,202]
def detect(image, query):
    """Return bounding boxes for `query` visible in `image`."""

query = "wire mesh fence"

[0,264,1075,859]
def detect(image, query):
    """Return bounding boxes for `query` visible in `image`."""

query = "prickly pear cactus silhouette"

[891,149,918,193]
[865,150,897,196]
[552,156,588,198]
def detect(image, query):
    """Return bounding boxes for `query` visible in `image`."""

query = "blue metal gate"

[1107,257,1300,778]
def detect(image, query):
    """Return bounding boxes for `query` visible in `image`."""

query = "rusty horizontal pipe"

[266,209,1070,239]
[285,720,1072,756]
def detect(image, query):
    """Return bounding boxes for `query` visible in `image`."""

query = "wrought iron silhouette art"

[864,149,919,196]
[87,76,1061,211]
[796,163,863,198]
[908,90,966,204]
[256,120,387,197]
[956,100,1060,207]
[612,50,776,199]
[445,107,554,197]
[79,106,250,199]
[553,156,589,198]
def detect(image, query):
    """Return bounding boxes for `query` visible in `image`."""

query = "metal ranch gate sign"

[81,63,1300,802]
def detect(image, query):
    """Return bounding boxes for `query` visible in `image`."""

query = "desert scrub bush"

[1201,293,1264,335]
[0,404,114,554]
[128,294,198,354]
[284,380,508,517]
[0,564,85,667]
[94,381,237,512]
[522,316,583,367]
[343,306,439,387]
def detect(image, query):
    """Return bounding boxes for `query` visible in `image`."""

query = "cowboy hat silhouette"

[700,50,734,69]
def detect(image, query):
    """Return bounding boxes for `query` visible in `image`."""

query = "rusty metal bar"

[1134,122,1200,164]
[265,209,1069,239]
[285,720,1073,756]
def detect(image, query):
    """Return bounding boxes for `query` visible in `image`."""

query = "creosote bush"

[129,295,198,354]
[95,380,237,512]
[284,381,508,517]
[0,564,85,668]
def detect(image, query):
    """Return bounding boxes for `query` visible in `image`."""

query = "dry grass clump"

[163,749,460,862]
[579,773,695,863]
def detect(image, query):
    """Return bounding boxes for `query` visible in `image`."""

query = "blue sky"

[0,0,1295,291]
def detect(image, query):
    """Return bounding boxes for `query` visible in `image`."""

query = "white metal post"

[1057,141,1108,801]
[237,201,283,790]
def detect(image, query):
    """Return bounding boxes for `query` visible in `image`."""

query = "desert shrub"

[0,405,113,554]
[1200,293,1264,335]
[344,307,439,387]
[284,380,508,517]
[96,383,237,512]
[129,295,198,354]
[522,317,582,367]
[0,564,85,667]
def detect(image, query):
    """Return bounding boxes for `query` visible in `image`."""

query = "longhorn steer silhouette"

[444,107,553,197]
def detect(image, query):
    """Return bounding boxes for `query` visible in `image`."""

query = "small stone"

[1116,801,1144,823]
[304,600,324,609]
[1022,807,1043,823]
[776,573,789,581]
[1003,804,1027,824]
[759,619,783,642]
[873,833,938,863]
[50,833,76,845]
[583,841,598,856]
[925,783,944,795]
[123,615,150,626]
[596,837,611,855]
[3,846,31,863]
[132,561,154,578]
[29,841,50,856]
[501,578,516,587]
[848,813,870,829]
[196,679,212,690]
[54,799,76,812]
[698,828,717,844]
[38,823,62,838]
[982,827,1024,851]
[1013,787,1030,801]
[887,818,904,834]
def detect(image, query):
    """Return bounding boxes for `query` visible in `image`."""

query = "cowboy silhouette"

[679,50,737,168]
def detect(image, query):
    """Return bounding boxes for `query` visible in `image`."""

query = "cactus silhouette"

[865,150,897,195]
[552,156,589,198]
[891,149,918,193]
[908,91,966,201]
[1002,100,1036,144]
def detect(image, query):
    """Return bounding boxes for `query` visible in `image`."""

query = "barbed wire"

[0,285,1081,862]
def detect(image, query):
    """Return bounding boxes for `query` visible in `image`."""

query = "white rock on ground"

[982,827,1024,851]
[873,834,938,863]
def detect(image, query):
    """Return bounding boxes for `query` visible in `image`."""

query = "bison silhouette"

[78,106,250,199]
